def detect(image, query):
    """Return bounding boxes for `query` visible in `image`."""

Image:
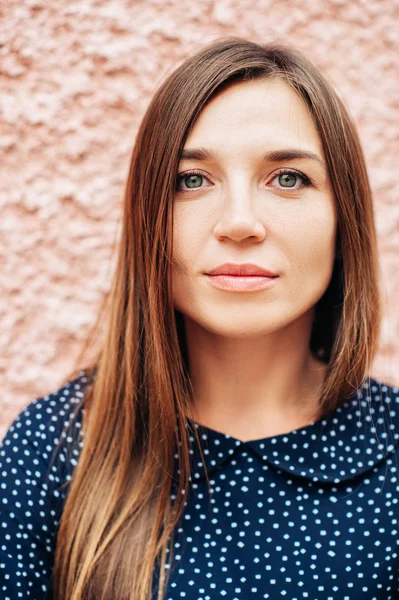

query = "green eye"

[176,170,210,193]
[278,172,298,188]
[183,174,203,189]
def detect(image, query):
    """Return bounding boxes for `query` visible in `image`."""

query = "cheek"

[172,204,210,269]
[172,206,212,313]
[293,227,334,264]
[282,205,337,283]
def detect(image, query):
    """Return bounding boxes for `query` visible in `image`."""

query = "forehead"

[185,78,323,156]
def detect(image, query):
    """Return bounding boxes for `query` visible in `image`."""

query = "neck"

[183,311,327,442]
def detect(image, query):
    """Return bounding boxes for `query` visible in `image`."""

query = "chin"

[188,313,286,338]
[179,298,318,339]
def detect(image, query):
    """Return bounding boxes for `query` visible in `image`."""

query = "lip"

[204,263,279,292]
[205,263,279,277]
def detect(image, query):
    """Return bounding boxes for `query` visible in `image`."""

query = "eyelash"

[176,168,313,193]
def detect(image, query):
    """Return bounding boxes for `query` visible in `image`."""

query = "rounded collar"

[181,377,399,484]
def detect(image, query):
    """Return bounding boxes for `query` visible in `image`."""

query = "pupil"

[185,174,202,188]
[279,173,297,187]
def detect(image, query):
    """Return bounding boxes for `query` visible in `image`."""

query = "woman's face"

[172,78,337,338]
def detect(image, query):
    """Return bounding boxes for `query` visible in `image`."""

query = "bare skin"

[183,315,328,442]
[172,78,337,442]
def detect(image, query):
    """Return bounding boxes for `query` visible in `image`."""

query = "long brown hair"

[51,37,381,599]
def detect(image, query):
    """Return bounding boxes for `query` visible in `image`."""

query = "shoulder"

[360,374,399,409]
[1,370,93,446]
[356,374,399,447]
[1,370,94,491]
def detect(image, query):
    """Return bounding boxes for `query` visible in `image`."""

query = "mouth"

[205,262,279,278]
[205,273,279,292]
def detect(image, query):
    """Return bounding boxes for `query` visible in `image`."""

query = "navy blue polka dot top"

[1,372,399,599]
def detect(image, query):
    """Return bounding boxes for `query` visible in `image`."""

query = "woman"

[1,37,398,600]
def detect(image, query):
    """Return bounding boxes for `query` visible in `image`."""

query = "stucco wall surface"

[1,0,398,438]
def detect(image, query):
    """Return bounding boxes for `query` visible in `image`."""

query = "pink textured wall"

[1,0,398,438]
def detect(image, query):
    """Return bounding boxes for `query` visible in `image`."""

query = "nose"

[213,176,266,243]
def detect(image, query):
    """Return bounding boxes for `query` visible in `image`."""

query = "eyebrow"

[179,147,325,167]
